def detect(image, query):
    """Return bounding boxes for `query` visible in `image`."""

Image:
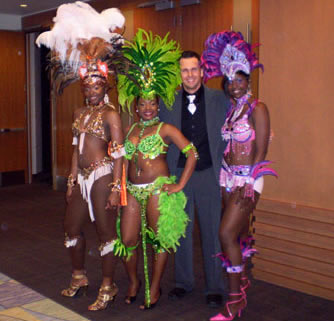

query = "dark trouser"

[175,166,225,295]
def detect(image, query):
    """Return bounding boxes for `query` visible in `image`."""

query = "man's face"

[180,57,203,94]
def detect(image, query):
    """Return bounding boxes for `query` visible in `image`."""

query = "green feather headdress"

[117,29,182,111]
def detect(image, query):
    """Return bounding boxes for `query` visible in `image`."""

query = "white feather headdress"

[36,1,130,94]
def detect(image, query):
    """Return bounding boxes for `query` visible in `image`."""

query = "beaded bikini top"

[221,98,257,156]
[72,104,113,142]
[124,122,168,160]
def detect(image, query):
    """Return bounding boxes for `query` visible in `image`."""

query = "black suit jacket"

[159,85,229,184]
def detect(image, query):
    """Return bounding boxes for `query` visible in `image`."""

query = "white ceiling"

[0,0,91,17]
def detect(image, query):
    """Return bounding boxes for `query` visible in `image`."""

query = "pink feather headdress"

[201,30,263,82]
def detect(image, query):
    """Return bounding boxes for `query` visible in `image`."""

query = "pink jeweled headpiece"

[201,30,263,81]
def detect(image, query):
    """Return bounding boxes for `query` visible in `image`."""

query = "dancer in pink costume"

[201,31,277,321]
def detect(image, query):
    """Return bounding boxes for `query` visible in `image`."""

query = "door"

[0,31,28,182]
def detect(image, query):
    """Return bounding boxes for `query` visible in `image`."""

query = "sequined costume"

[116,29,196,308]
[122,121,191,252]
[124,122,168,160]
[117,122,190,305]
[220,98,264,193]
[219,97,276,195]
[71,104,116,221]
[220,158,263,194]
[77,158,113,221]
[35,2,137,311]
[117,176,189,255]
[201,33,277,316]
[72,103,114,153]
[221,97,256,157]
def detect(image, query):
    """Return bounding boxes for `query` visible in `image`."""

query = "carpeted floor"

[0,182,333,321]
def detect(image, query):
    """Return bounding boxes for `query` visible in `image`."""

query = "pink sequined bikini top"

[222,99,257,156]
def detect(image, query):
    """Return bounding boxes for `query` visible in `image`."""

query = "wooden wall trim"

[257,198,334,225]
[255,234,334,265]
[253,270,334,301]
[253,198,334,301]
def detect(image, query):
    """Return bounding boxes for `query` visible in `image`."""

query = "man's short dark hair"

[180,50,201,62]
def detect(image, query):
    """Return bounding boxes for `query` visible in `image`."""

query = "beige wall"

[259,0,334,210]
[233,0,252,41]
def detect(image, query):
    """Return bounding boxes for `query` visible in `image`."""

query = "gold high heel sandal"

[88,283,118,311]
[61,273,89,297]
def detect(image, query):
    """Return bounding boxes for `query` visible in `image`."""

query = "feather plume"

[117,29,182,112]
[250,161,278,180]
[201,30,263,82]
[36,1,131,95]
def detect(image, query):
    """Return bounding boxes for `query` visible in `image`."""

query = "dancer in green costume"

[114,30,198,309]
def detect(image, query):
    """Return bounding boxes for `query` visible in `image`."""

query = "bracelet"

[181,142,199,160]
[67,173,76,188]
[108,179,121,193]
[108,141,126,159]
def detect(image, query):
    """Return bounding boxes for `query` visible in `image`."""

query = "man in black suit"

[159,51,229,307]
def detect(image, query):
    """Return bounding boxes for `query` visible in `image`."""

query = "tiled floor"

[0,182,333,321]
[0,272,90,321]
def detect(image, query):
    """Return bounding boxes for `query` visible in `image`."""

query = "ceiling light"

[20,4,28,8]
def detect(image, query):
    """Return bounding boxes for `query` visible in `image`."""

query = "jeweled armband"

[181,142,199,160]
[108,179,121,193]
[108,141,126,159]
[67,173,76,188]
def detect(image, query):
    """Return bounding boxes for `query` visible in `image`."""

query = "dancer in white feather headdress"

[36,2,134,311]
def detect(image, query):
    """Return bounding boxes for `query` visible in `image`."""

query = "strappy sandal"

[61,273,89,297]
[210,292,246,321]
[88,283,118,311]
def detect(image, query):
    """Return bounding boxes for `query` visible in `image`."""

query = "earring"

[85,98,89,106]
[247,80,252,95]
[158,108,160,111]
[104,94,109,104]
[136,109,139,112]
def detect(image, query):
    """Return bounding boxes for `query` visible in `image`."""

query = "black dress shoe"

[168,287,189,300]
[206,294,222,308]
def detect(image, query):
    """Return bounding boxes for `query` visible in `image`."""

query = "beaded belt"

[79,157,113,179]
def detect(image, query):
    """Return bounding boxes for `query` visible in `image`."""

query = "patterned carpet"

[0,273,90,321]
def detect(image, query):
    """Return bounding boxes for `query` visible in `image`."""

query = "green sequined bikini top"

[124,122,168,160]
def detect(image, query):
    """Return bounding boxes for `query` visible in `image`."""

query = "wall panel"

[253,0,334,300]
[133,6,177,40]
[253,198,334,301]
[179,0,233,90]
[259,0,334,209]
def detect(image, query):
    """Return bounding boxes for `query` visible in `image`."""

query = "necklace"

[135,116,160,176]
[138,116,160,129]
[79,102,105,129]
[229,93,251,123]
